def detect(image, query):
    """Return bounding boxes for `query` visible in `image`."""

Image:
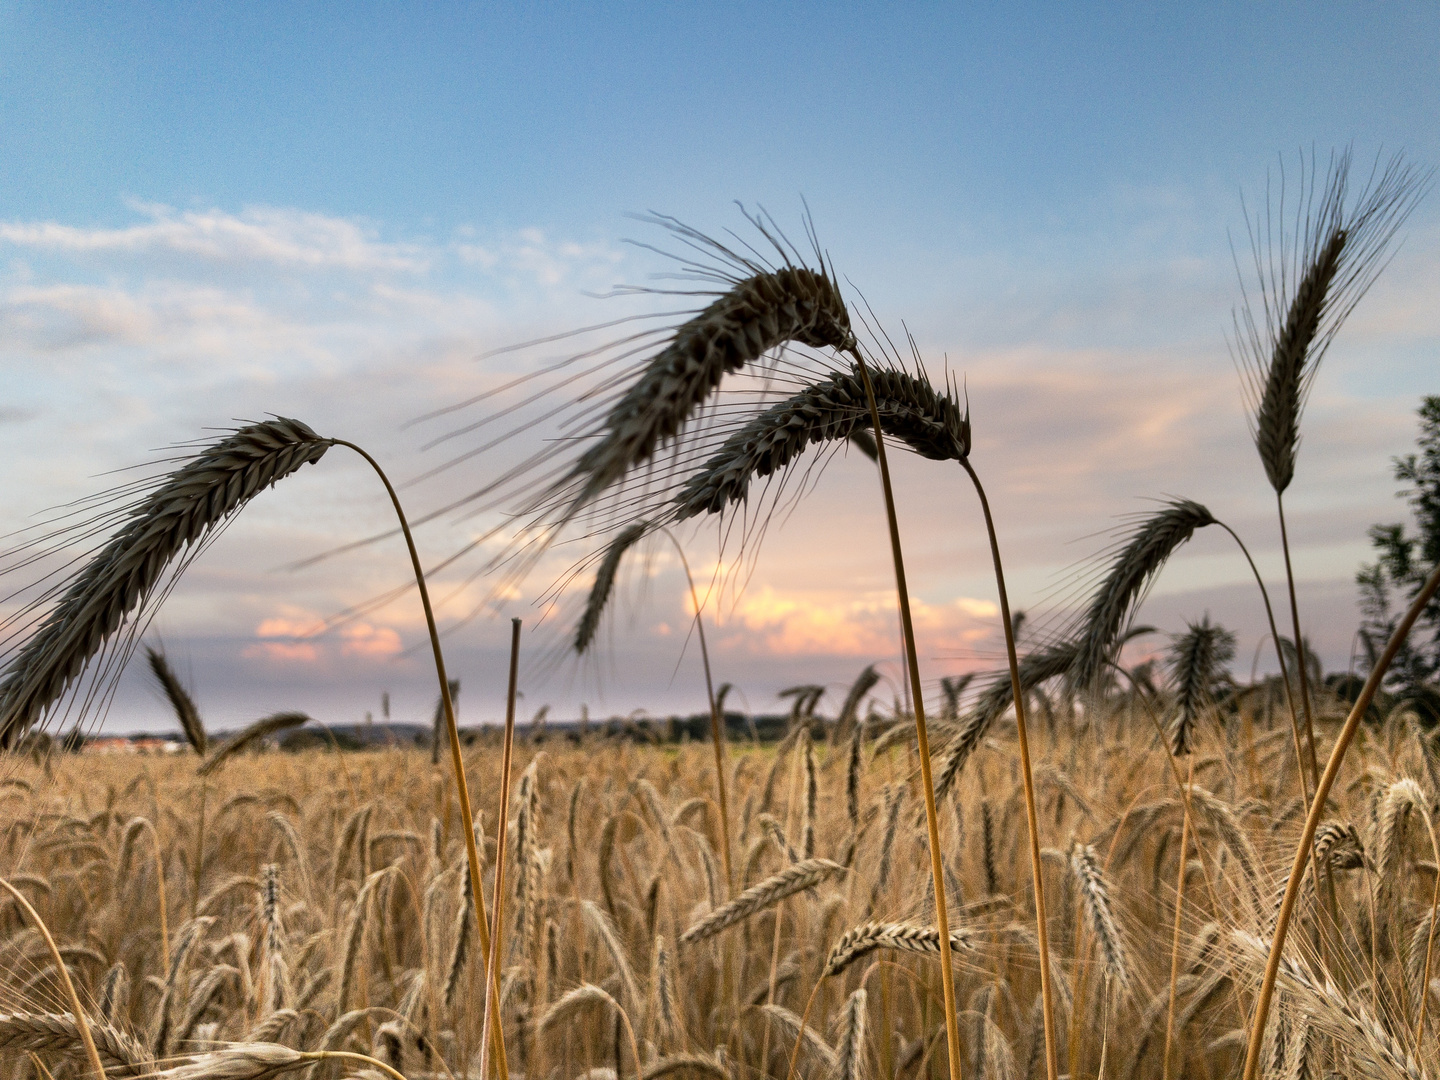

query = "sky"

[1,3,1437,733]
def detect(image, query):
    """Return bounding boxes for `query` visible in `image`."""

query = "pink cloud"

[340,623,403,657]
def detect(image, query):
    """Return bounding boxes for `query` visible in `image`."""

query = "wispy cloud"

[0,202,428,272]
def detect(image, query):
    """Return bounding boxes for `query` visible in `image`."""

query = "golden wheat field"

[4,681,1440,1080]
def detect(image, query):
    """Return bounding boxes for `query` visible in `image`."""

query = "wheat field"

[3,681,1439,1080]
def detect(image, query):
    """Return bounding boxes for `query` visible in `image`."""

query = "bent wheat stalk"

[1242,557,1440,1080]
[0,878,106,1080]
[331,438,509,1080]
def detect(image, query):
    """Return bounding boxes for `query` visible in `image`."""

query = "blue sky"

[1,3,1437,731]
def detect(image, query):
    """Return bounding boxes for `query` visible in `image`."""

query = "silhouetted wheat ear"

[0,418,332,745]
[1236,151,1429,495]
[575,522,649,654]
[823,922,974,977]
[145,645,207,755]
[674,364,968,519]
[564,265,857,517]
[1165,616,1237,756]
[933,639,1079,801]
[1071,500,1216,690]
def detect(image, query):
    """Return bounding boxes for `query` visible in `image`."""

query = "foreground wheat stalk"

[852,352,964,1080]
[0,879,106,1080]
[1242,557,1440,1080]
[333,439,510,1080]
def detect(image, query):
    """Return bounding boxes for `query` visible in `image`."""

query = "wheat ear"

[0,1012,148,1076]
[145,646,207,755]
[673,364,968,519]
[575,523,649,654]
[198,713,310,777]
[0,418,331,745]
[563,262,856,519]
[823,922,973,978]
[679,859,844,944]
[1070,500,1217,689]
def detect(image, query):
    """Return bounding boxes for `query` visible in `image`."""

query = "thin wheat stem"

[1161,756,1193,1080]
[479,617,522,1080]
[959,457,1058,1080]
[331,438,508,1080]
[1243,557,1440,1080]
[853,352,963,1080]
[660,527,734,896]
[1276,495,1321,789]
[0,878,106,1080]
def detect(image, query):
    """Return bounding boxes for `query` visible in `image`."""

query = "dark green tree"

[1358,395,1440,692]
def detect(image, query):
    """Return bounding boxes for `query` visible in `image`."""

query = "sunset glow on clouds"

[1,5,1435,728]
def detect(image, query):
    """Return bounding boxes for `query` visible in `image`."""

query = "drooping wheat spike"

[823,922,974,978]
[674,364,968,519]
[800,728,818,859]
[649,935,680,1052]
[1233,931,1431,1080]
[867,786,904,915]
[562,251,857,520]
[446,844,477,1011]
[575,522,649,655]
[833,988,868,1080]
[581,900,643,1012]
[0,418,332,745]
[760,1005,837,1072]
[837,665,879,734]
[679,859,844,944]
[1165,616,1237,756]
[198,713,310,777]
[152,915,214,1058]
[513,760,542,960]
[1070,843,1131,999]
[1071,500,1217,690]
[933,640,1079,801]
[260,864,288,1014]
[97,963,130,1027]
[145,646,206,755]
[845,719,866,832]
[0,1012,149,1076]
[1188,787,1264,910]
[1235,151,1429,496]
[1313,821,1365,873]
[1375,777,1427,882]
[338,867,394,1014]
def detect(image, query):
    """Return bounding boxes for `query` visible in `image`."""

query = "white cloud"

[0,202,427,272]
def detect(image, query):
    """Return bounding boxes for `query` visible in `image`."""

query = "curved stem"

[0,878,105,1080]
[660,527,734,896]
[333,439,508,1080]
[1215,521,1310,805]
[303,1050,410,1080]
[1217,520,1337,953]
[1242,558,1440,1080]
[853,353,963,1080]
[1275,494,1321,789]
[960,458,1059,1080]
